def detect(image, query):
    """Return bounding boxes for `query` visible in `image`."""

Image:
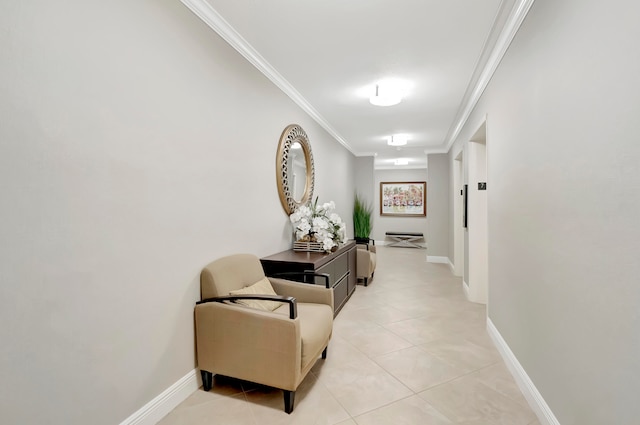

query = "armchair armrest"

[268,277,334,310]
[269,271,330,288]
[197,294,297,319]
[356,243,376,252]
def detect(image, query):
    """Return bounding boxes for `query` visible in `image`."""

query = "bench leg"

[388,236,423,248]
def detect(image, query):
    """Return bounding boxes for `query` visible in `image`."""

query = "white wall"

[449,0,640,423]
[426,154,449,258]
[354,156,375,236]
[354,157,375,205]
[373,169,428,244]
[0,1,354,423]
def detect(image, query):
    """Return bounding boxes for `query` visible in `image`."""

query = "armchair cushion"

[273,303,333,369]
[229,277,282,311]
[356,244,377,285]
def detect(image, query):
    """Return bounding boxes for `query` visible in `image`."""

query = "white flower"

[289,197,345,252]
[312,217,329,230]
[323,201,336,212]
[322,237,335,251]
[289,211,302,223]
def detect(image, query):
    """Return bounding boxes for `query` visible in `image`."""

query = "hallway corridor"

[159,246,539,425]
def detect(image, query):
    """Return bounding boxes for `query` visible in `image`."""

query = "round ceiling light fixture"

[369,83,402,106]
[394,158,409,166]
[387,134,409,146]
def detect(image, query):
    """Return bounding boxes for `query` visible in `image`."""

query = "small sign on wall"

[478,182,487,190]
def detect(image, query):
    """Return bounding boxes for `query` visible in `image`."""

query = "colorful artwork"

[380,182,426,217]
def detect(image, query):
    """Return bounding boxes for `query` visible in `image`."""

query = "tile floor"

[158,246,540,425]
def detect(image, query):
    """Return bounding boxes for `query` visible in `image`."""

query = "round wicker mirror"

[276,124,315,215]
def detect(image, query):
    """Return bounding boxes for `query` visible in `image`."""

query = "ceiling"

[183,0,511,170]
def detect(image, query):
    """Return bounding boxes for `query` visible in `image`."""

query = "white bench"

[385,232,424,249]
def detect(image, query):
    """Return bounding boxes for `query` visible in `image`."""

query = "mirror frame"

[276,124,315,215]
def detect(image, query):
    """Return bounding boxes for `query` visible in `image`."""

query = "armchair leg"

[201,370,213,392]
[322,346,328,359]
[283,390,296,414]
[364,277,368,287]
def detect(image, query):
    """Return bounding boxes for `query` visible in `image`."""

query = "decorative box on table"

[293,240,326,253]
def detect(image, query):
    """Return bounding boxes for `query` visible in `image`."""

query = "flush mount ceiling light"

[369,84,402,106]
[387,134,409,146]
[394,158,409,166]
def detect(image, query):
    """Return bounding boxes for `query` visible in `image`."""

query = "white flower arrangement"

[290,197,347,252]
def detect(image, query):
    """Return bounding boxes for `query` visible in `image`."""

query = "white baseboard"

[462,280,469,299]
[486,319,560,425]
[448,259,455,273]
[119,369,200,425]
[427,256,449,264]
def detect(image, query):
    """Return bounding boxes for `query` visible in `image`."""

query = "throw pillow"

[228,277,282,311]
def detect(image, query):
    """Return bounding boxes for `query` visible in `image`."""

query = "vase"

[293,240,325,252]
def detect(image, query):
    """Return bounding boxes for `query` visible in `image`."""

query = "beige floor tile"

[419,373,537,425]
[353,395,452,425]
[458,328,497,350]
[468,363,531,408]
[383,317,448,345]
[311,356,384,395]
[331,313,381,341]
[374,346,471,392]
[328,370,413,417]
[335,420,358,425]
[345,324,413,357]
[311,335,370,371]
[335,304,421,325]
[418,335,502,372]
[157,393,254,425]
[243,374,349,425]
[172,376,244,410]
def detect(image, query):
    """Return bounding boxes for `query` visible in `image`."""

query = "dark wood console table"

[260,240,356,316]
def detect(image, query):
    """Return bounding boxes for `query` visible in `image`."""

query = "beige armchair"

[195,253,334,414]
[356,243,377,286]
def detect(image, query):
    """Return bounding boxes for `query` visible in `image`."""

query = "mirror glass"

[276,124,315,215]
[288,142,307,202]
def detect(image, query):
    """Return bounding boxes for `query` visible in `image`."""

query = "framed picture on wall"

[380,181,426,217]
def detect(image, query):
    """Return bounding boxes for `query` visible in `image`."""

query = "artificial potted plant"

[353,194,373,245]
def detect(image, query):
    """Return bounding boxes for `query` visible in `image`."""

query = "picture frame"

[380,181,426,217]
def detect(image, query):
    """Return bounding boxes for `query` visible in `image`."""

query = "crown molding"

[444,0,536,152]
[374,165,428,171]
[180,0,354,154]
[181,0,534,158]
[424,147,450,155]
[355,151,377,157]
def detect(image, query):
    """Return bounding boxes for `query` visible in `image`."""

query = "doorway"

[466,121,488,304]
[453,151,464,278]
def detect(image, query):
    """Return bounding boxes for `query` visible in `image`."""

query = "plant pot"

[355,237,370,245]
